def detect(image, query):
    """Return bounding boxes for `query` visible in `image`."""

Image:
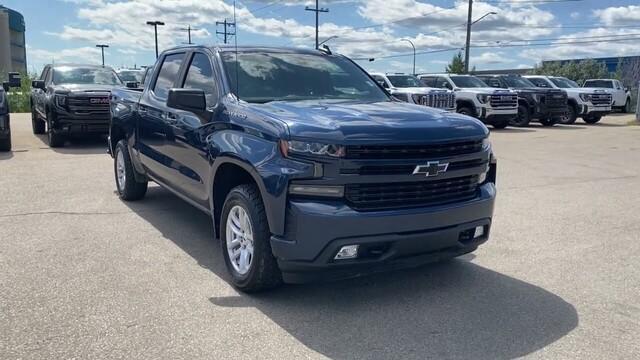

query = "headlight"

[55,95,67,106]
[579,93,592,102]
[482,137,491,149]
[476,94,490,104]
[280,140,345,158]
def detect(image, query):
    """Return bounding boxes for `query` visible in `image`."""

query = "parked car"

[524,76,612,124]
[116,68,146,88]
[1,72,21,151]
[109,45,497,292]
[30,64,123,147]
[369,72,456,111]
[476,74,568,127]
[582,79,632,113]
[419,74,518,129]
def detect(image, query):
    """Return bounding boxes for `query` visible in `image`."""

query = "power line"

[216,19,236,44]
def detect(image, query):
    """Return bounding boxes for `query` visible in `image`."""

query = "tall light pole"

[96,44,108,67]
[146,21,165,59]
[400,39,416,75]
[464,7,497,73]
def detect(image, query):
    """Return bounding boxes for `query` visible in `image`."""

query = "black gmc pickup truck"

[1,72,21,151]
[31,64,122,147]
[476,74,568,127]
[109,45,497,291]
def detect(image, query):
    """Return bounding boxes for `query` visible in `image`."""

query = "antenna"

[234,0,239,100]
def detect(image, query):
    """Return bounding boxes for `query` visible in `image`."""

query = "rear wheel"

[623,98,631,113]
[221,184,282,292]
[558,105,577,125]
[114,140,148,201]
[583,115,602,124]
[510,105,531,127]
[31,109,45,134]
[492,119,509,129]
[457,106,474,117]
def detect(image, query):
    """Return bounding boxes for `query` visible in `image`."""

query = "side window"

[39,67,48,80]
[436,77,452,89]
[529,78,548,88]
[45,69,52,84]
[488,78,502,88]
[153,53,185,99]
[182,53,217,106]
[421,76,435,87]
[615,81,621,89]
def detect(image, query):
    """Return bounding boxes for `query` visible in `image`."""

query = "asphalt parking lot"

[1,113,639,359]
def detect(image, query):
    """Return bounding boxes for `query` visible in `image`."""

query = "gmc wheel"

[583,115,602,124]
[558,105,577,125]
[114,140,148,201]
[221,184,282,292]
[457,106,474,117]
[31,108,45,134]
[511,105,531,127]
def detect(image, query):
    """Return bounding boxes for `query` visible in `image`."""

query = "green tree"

[446,52,465,74]
[5,72,33,113]
[529,59,609,85]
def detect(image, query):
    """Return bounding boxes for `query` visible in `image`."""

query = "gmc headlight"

[579,93,592,102]
[55,95,67,107]
[476,94,490,104]
[280,140,345,158]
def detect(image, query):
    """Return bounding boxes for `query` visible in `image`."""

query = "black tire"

[511,105,531,127]
[0,136,10,152]
[558,105,577,125]
[583,115,602,124]
[492,119,509,129]
[220,184,282,292]
[539,117,556,127]
[114,140,148,201]
[623,98,631,113]
[46,111,65,148]
[457,106,475,117]
[31,109,45,134]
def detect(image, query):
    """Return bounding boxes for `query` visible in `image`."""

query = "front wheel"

[221,184,282,292]
[114,140,148,201]
[511,105,531,127]
[583,115,602,124]
[492,119,509,129]
[46,111,65,148]
[457,106,475,117]
[31,109,45,134]
[558,106,577,125]
[0,136,10,152]
[539,117,556,127]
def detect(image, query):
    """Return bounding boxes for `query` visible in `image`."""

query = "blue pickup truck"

[109,45,497,291]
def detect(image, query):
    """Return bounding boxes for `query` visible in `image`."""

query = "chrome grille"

[590,93,612,106]
[412,92,455,110]
[489,94,518,108]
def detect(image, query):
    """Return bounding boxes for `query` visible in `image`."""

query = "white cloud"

[472,52,514,66]
[27,46,104,65]
[594,5,640,25]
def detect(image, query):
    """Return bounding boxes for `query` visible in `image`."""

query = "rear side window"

[182,53,217,106]
[529,77,551,88]
[153,53,185,99]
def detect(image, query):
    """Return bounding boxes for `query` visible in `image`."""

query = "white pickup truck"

[524,75,612,124]
[418,74,518,129]
[370,73,456,111]
[583,79,632,113]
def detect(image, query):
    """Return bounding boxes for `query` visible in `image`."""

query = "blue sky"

[2,0,640,75]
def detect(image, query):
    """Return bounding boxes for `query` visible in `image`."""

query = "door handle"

[165,112,179,124]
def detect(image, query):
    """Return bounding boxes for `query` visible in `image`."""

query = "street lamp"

[146,21,165,59]
[400,39,416,75]
[318,35,338,47]
[96,44,109,67]
[464,11,497,73]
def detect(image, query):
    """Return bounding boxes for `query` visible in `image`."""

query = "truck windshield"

[449,76,488,88]
[53,66,122,85]
[387,75,423,88]
[503,76,535,88]
[221,51,389,103]
[550,77,579,88]
[117,71,143,83]
[583,80,613,88]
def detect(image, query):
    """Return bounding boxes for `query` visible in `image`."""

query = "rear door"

[137,52,187,183]
[162,51,219,206]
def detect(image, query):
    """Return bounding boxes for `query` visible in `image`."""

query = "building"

[543,55,640,74]
[0,5,27,74]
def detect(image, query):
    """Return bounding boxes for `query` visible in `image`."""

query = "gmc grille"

[67,96,110,117]
[489,94,518,109]
[412,92,455,110]
[543,93,567,108]
[345,139,483,159]
[345,175,479,211]
[590,93,612,106]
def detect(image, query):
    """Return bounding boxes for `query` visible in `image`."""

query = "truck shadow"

[34,134,108,155]
[124,186,579,360]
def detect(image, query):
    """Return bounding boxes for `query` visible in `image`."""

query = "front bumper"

[579,104,611,116]
[271,183,496,283]
[479,107,517,123]
[0,114,10,138]
[52,111,110,134]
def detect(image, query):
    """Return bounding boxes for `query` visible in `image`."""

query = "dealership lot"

[1,113,639,359]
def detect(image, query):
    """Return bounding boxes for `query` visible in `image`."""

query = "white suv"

[370,73,456,111]
[419,74,518,129]
[524,76,612,124]
[583,79,631,113]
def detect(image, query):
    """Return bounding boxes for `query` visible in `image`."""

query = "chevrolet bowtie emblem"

[413,161,449,177]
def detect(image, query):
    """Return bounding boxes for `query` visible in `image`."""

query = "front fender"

[207,130,314,236]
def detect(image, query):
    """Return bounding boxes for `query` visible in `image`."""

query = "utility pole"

[464,0,473,73]
[305,0,329,49]
[146,21,165,59]
[216,19,236,44]
[96,44,108,67]
[180,25,198,44]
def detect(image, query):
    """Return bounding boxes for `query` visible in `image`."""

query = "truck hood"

[563,87,610,95]
[512,88,566,96]
[52,83,119,94]
[251,100,488,144]
[391,87,451,94]
[456,87,514,95]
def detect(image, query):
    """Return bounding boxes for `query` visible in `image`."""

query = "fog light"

[334,245,359,260]
[474,226,485,239]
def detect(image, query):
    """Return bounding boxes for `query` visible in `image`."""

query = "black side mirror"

[125,81,140,89]
[7,72,21,88]
[167,88,206,113]
[32,80,45,90]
